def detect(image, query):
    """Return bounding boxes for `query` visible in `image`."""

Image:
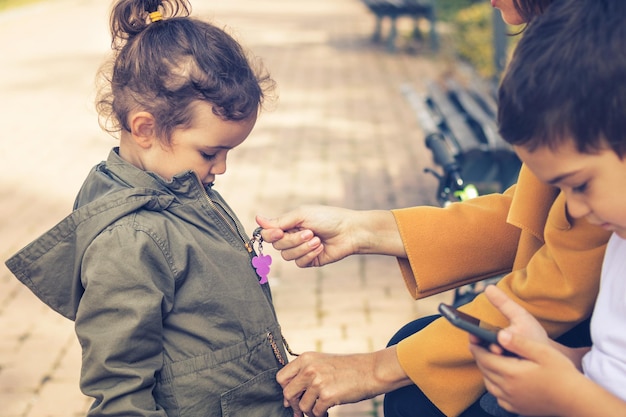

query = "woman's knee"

[387,315,440,347]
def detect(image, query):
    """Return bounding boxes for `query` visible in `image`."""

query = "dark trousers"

[383,314,591,417]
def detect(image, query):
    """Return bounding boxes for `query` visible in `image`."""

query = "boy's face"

[515,140,626,239]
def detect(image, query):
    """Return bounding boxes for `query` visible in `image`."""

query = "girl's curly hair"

[96,0,275,142]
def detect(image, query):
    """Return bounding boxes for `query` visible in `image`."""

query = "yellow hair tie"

[149,11,163,23]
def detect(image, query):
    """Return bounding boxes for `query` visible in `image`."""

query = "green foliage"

[450,2,521,79]
[0,0,43,11]
[453,3,497,77]
[434,0,484,21]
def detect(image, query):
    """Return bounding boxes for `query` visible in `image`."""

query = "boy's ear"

[129,112,157,149]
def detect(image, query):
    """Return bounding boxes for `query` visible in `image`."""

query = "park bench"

[402,77,522,306]
[402,77,521,207]
[361,0,438,52]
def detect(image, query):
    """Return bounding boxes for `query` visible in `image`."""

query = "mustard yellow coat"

[391,164,611,417]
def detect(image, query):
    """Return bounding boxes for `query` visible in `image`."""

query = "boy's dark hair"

[498,0,626,158]
[96,0,275,141]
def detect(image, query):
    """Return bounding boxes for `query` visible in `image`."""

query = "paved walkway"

[0,0,455,415]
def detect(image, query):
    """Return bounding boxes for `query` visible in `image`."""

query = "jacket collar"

[507,164,560,243]
[74,148,206,210]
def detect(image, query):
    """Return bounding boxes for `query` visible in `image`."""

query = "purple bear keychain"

[250,227,271,284]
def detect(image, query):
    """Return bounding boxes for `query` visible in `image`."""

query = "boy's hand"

[479,285,550,346]
[471,329,582,416]
[469,285,582,416]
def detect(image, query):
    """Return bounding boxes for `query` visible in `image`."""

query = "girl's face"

[515,141,626,239]
[491,0,526,25]
[144,101,256,187]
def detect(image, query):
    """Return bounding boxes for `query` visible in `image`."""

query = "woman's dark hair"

[513,0,554,23]
[96,0,275,142]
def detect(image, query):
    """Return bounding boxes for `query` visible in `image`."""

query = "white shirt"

[582,233,626,402]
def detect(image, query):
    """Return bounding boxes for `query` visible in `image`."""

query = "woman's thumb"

[255,214,277,229]
[256,211,304,232]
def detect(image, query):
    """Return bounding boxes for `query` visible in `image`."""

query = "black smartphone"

[438,303,501,347]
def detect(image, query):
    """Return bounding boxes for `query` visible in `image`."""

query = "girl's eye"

[201,152,217,161]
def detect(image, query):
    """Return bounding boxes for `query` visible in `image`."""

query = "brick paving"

[0,0,455,415]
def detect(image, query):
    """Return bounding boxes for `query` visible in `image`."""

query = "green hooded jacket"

[6,148,292,417]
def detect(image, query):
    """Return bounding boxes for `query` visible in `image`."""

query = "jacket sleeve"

[394,191,610,417]
[76,224,175,417]
[392,185,520,299]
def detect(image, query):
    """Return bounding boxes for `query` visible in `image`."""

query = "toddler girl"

[5,1,294,416]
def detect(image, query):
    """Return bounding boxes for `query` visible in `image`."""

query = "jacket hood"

[5,149,178,320]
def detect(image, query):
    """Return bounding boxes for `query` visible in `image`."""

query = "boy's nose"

[565,195,591,220]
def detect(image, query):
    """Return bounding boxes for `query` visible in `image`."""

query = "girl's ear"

[129,112,157,149]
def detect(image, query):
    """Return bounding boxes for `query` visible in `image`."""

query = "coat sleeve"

[392,185,520,299]
[393,191,610,417]
[76,224,175,417]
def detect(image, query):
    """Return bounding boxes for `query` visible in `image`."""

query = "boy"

[470,0,626,415]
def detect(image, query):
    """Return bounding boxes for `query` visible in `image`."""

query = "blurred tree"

[451,2,522,79]
[434,0,484,22]
[0,0,43,11]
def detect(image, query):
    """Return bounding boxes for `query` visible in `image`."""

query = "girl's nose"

[210,159,227,176]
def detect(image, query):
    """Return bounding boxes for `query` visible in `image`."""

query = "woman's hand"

[256,206,404,268]
[276,347,410,417]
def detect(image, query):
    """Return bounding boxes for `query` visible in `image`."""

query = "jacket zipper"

[201,183,253,254]
[202,182,300,363]
[267,331,299,366]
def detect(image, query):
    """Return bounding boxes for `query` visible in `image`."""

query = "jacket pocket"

[220,367,292,417]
